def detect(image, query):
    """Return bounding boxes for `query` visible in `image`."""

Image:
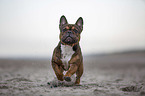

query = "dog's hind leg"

[75,63,83,84]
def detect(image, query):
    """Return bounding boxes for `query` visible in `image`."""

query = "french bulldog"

[51,15,83,84]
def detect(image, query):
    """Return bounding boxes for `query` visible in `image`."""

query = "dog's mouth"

[61,33,79,45]
[65,36,73,41]
[63,36,74,44]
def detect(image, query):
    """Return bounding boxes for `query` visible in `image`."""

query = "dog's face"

[59,15,83,45]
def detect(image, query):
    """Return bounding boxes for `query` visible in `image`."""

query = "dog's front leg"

[63,64,78,82]
[52,62,64,81]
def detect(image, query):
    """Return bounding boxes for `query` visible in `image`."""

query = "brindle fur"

[51,15,83,84]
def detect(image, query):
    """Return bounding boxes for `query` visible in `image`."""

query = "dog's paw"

[63,76,71,82]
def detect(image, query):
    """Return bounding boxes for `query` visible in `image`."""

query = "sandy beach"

[0,51,145,96]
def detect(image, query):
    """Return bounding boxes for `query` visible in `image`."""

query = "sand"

[0,51,145,96]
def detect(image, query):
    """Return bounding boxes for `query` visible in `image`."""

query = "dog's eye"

[73,29,78,33]
[62,28,67,32]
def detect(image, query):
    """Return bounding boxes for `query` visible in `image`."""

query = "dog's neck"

[61,44,74,54]
[60,42,78,51]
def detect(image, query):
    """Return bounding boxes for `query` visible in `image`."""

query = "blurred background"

[0,0,145,58]
[1,1,145,95]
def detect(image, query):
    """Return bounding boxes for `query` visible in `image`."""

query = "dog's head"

[59,15,83,46]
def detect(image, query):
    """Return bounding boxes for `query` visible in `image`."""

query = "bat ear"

[59,15,68,26]
[75,17,83,31]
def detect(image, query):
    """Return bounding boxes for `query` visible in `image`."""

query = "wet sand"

[0,51,145,96]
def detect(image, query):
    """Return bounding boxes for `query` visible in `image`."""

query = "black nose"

[67,31,72,34]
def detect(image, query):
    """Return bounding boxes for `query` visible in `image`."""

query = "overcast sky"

[0,0,145,58]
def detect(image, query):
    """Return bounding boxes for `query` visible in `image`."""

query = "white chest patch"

[61,44,75,71]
